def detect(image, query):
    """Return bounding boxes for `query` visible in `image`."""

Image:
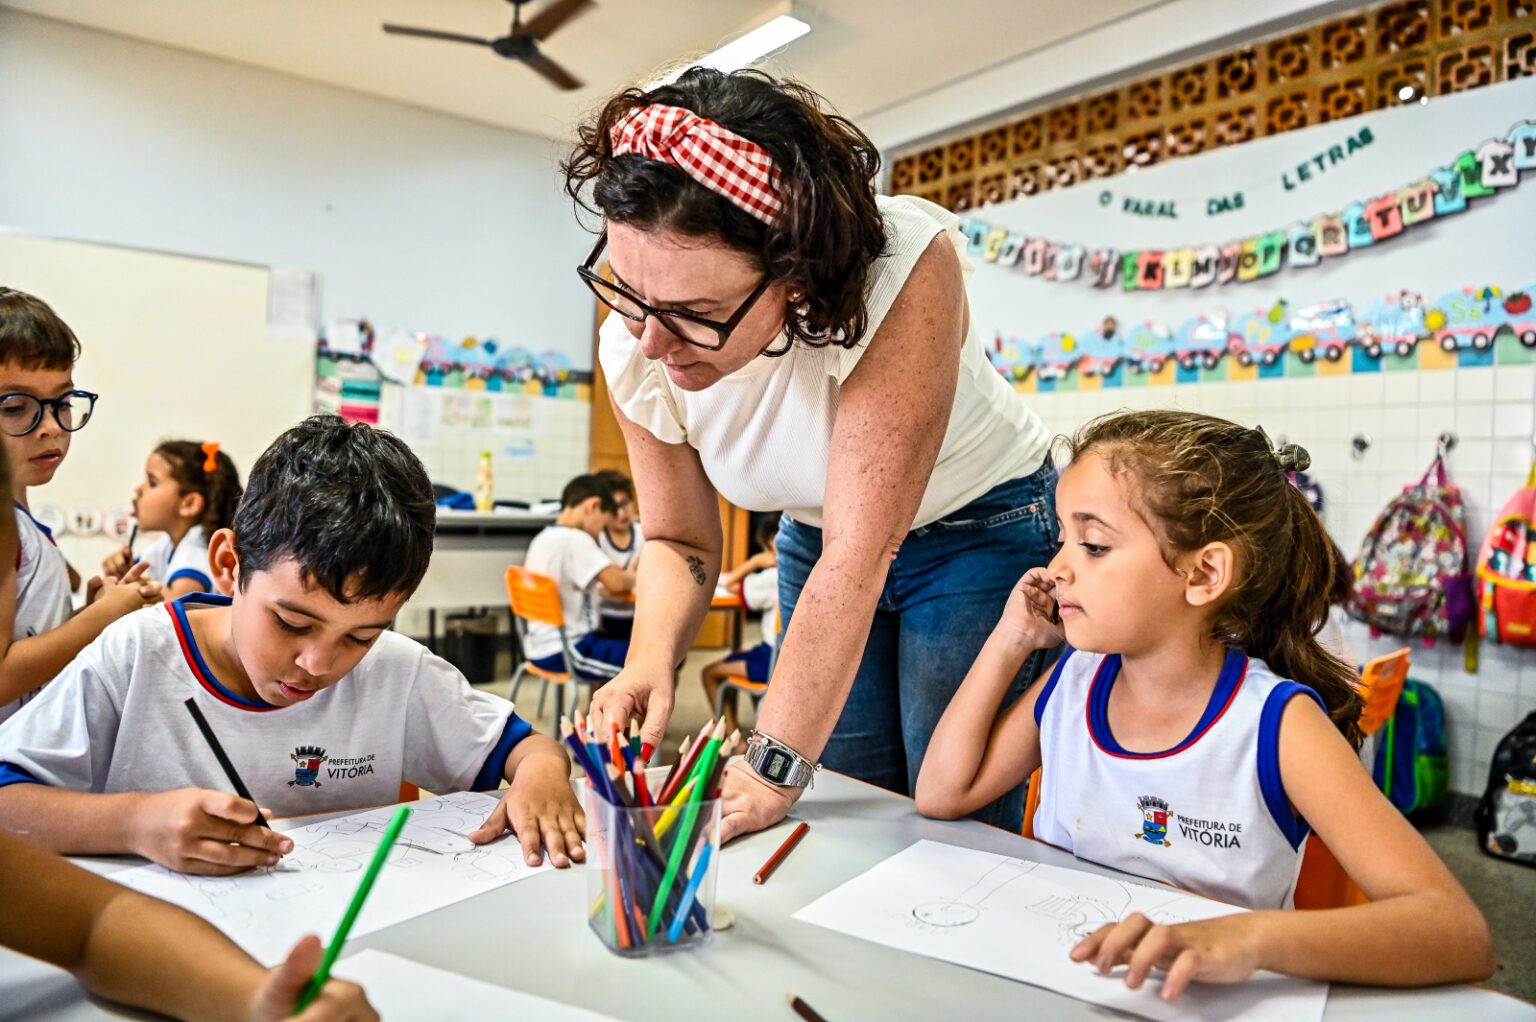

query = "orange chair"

[505,566,607,724]
[713,608,779,721]
[1291,647,1410,908]
[1358,647,1412,738]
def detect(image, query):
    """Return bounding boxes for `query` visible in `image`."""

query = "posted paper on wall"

[793,840,1327,1022]
[111,793,547,965]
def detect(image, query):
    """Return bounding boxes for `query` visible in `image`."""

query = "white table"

[3,772,1532,1021]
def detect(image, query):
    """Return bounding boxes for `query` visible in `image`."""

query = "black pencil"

[183,698,271,828]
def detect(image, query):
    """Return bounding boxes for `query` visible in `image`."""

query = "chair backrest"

[1358,647,1411,737]
[1021,766,1043,840]
[505,566,566,629]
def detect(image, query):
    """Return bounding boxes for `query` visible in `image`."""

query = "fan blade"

[523,52,583,91]
[521,0,593,41]
[382,24,494,46]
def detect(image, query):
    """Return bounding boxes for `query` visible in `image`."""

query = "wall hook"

[1351,434,1372,459]
[1437,431,1457,456]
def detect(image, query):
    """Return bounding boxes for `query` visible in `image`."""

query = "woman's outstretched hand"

[586,661,677,754]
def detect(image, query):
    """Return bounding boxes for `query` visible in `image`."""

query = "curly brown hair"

[562,68,887,353]
[1064,410,1364,749]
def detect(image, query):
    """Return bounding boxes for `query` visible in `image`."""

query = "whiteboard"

[0,231,315,570]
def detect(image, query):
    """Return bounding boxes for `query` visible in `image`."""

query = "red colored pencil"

[753,821,809,885]
[658,719,712,805]
[786,993,829,1022]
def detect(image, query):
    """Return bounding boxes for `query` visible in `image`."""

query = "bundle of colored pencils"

[565,712,740,951]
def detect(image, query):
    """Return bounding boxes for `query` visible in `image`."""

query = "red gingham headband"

[610,104,784,225]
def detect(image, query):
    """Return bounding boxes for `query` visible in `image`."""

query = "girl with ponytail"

[917,409,1492,1002]
[103,441,242,601]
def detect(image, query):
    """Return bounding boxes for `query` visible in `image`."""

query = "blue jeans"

[776,463,1059,832]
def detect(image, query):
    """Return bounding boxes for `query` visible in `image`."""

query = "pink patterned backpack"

[1348,455,1475,642]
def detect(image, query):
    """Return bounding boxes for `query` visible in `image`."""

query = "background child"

[0,445,374,1022]
[700,512,780,732]
[103,439,242,600]
[0,415,583,874]
[0,287,162,722]
[522,474,636,681]
[594,468,645,640]
[916,410,1493,1002]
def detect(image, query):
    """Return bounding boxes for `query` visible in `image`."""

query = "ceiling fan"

[383,0,593,91]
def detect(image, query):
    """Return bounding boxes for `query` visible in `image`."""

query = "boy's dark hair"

[155,441,243,537]
[562,474,616,513]
[754,511,782,548]
[594,468,633,500]
[0,288,81,370]
[234,416,435,603]
[563,68,887,353]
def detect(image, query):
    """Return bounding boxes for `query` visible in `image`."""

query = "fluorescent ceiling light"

[651,14,811,87]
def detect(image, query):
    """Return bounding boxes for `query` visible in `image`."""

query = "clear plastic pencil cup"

[584,777,722,957]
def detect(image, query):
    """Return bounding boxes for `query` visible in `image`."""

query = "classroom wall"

[0,9,596,368]
[957,78,1536,798]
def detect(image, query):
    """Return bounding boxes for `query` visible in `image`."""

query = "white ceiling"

[0,0,1164,140]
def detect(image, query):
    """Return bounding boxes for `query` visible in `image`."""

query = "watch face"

[763,748,793,782]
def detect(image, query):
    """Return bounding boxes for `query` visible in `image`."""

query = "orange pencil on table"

[753,821,809,885]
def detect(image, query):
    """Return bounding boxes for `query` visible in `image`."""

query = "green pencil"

[293,804,412,1012]
[646,719,725,938]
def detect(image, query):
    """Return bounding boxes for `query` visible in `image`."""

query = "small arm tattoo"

[687,555,707,586]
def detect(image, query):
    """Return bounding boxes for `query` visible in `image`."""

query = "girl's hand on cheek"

[998,568,1065,650]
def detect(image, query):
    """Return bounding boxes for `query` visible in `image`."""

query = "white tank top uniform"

[599,194,1051,528]
[1032,646,1323,910]
[138,524,213,593]
[4,504,74,723]
[596,523,644,623]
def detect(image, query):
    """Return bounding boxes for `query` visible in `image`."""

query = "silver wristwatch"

[745,730,820,789]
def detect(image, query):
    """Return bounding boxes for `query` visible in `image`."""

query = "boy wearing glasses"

[0,288,163,722]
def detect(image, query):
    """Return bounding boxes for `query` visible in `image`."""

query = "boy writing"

[0,415,583,873]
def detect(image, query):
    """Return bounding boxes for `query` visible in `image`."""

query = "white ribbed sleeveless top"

[598,194,1050,529]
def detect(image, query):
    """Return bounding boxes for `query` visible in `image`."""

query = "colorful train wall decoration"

[989,284,1536,384]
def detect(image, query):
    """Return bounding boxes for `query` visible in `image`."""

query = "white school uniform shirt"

[138,523,213,592]
[742,566,779,650]
[2,505,74,723]
[600,193,1050,530]
[0,595,531,818]
[521,525,612,660]
[1031,647,1321,910]
[596,522,644,621]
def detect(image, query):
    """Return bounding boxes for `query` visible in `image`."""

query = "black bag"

[1474,710,1536,867]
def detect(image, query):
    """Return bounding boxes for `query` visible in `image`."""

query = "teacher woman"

[571,69,1056,842]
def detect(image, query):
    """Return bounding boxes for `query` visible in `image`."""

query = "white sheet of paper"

[266,266,318,344]
[372,328,426,385]
[793,840,1327,1022]
[334,951,621,1021]
[111,793,548,965]
[325,319,365,357]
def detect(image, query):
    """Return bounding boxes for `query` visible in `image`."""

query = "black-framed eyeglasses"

[0,390,98,437]
[577,232,772,351]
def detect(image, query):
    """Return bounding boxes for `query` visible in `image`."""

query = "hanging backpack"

[1372,678,1449,815]
[1476,470,1536,646]
[1473,710,1536,867]
[1348,454,1475,643]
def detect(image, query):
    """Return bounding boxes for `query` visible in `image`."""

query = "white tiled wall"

[1025,364,1536,796]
